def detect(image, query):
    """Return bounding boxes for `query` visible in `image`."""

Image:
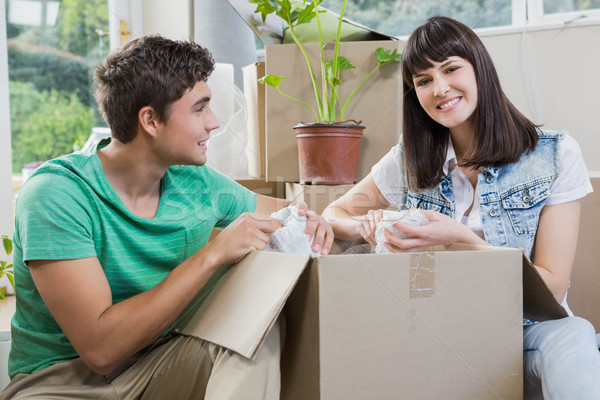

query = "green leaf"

[249,0,278,22]
[6,272,14,291]
[0,261,5,268]
[295,2,318,25]
[376,47,402,66]
[277,0,293,24]
[258,74,285,88]
[1,236,11,256]
[324,62,341,87]
[337,56,356,72]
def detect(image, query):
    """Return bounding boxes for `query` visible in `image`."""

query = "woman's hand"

[383,210,487,252]
[355,209,385,246]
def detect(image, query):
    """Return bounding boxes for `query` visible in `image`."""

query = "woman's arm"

[531,200,582,303]
[322,174,391,244]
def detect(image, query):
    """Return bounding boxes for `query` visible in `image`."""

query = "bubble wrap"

[267,206,320,257]
[375,209,429,253]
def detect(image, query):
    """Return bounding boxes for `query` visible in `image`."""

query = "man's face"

[154,81,219,167]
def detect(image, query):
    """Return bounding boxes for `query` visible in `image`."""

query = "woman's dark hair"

[94,35,215,143]
[401,16,539,190]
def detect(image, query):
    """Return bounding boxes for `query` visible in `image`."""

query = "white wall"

[481,24,600,170]
[0,0,14,236]
[140,0,192,40]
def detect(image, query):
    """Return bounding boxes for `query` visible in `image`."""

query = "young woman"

[322,16,600,399]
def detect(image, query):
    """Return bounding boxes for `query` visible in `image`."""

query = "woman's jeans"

[524,317,600,399]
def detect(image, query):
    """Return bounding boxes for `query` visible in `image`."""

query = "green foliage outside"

[0,236,15,300]
[6,0,109,173]
[544,0,600,13]
[10,81,94,172]
[56,0,110,58]
[324,0,512,36]
[7,40,92,106]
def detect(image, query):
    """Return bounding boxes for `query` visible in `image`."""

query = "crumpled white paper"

[267,206,320,257]
[375,209,429,253]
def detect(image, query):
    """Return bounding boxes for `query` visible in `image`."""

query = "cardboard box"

[285,183,354,214]
[281,245,525,400]
[174,243,567,399]
[242,62,266,179]
[265,40,403,182]
[568,172,600,330]
[237,178,286,199]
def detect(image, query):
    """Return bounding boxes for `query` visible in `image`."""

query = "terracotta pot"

[293,123,364,185]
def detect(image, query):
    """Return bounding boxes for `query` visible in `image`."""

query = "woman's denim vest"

[395,130,563,260]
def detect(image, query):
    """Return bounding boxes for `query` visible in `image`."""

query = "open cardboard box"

[173,244,566,400]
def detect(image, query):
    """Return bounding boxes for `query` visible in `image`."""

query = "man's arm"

[29,213,281,376]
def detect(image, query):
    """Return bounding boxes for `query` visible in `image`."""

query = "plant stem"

[313,0,330,122]
[287,23,324,122]
[329,0,348,121]
[276,87,319,122]
[339,64,381,121]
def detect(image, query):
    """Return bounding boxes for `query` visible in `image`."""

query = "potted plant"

[0,236,14,300]
[250,0,402,185]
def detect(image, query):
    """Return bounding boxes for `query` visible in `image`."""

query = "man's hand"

[208,212,283,266]
[294,202,334,255]
[255,195,334,255]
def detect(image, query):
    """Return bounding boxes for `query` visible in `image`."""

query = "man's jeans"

[524,317,600,400]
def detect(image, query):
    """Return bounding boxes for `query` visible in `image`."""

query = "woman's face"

[411,56,478,135]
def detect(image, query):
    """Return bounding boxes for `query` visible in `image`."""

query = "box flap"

[426,243,567,321]
[226,0,396,44]
[226,0,284,45]
[172,250,310,359]
[522,253,569,321]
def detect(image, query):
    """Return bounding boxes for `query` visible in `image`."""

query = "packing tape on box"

[409,253,435,298]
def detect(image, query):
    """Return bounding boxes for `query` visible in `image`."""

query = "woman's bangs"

[403,27,470,82]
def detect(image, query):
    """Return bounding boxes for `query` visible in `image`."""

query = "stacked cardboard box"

[263,40,402,184]
[285,183,354,214]
[568,172,600,330]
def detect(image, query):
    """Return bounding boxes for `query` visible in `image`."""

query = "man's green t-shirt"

[9,140,257,378]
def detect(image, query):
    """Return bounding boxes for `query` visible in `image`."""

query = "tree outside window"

[5,0,109,178]
[323,0,512,37]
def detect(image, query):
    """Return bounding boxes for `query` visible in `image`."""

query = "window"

[322,0,600,37]
[326,0,513,37]
[5,0,109,190]
[528,0,600,24]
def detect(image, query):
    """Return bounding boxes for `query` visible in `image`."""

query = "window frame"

[527,0,600,26]
[0,0,14,235]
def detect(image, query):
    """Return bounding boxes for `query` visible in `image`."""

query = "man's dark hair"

[401,16,539,190]
[94,35,215,143]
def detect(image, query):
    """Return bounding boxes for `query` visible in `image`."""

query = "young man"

[1,35,333,399]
